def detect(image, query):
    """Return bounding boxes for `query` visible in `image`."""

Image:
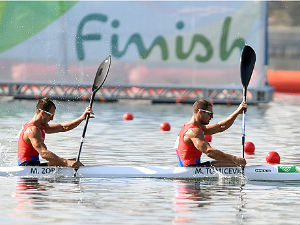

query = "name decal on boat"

[194,167,241,175]
[30,167,56,175]
[255,169,272,173]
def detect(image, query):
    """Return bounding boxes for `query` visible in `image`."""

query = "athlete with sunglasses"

[17,97,93,169]
[176,99,247,167]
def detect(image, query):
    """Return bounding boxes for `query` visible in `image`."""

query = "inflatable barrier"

[268,70,300,94]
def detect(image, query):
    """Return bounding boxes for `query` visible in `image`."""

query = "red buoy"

[123,112,133,120]
[204,135,212,142]
[266,151,280,164]
[245,141,255,154]
[160,122,171,131]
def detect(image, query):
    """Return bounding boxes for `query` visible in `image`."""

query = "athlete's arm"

[25,127,83,169]
[45,106,93,134]
[185,128,246,166]
[203,101,247,135]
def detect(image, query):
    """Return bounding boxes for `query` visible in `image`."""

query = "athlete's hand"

[237,101,247,114]
[67,159,84,169]
[82,106,95,120]
[233,156,247,167]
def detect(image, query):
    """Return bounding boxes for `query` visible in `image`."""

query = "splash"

[0,142,7,166]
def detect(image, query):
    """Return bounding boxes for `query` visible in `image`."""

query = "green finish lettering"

[76,13,108,60]
[176,35,213,62]
[220,17,245,61]
[175,21,213,62]
[75,14,246,63]
[111,33,168,60]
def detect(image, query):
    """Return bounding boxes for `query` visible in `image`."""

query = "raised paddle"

[240,45,256,160]
[76,55,111,166]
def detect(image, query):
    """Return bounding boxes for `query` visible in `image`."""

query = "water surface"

[0,94,299,225]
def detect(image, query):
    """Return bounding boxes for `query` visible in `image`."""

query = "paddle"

[76,55,111,165]
[240,45,256,160]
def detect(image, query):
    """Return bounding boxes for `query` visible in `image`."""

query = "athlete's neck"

[188,117,203,128]
[31,114,45,127]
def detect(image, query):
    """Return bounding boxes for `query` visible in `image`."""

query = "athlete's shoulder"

[24,125,42,137]
[185,126,204,138]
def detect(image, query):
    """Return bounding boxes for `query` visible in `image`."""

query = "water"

[0,93,299,225]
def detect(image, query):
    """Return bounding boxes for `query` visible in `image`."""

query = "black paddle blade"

[92,55,111,92]
[240,45,256,89]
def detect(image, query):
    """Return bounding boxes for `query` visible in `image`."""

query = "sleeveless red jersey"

[176,123,204,167]
[17,122,45,165]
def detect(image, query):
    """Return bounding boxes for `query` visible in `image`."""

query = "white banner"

[0,1,267,88]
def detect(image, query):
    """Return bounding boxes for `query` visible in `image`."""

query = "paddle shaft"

[73,55,111,178]
[76,91,97,162]
[240,45,256,161]
[242,88,247,159]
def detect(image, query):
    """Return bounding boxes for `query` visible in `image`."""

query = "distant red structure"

[268,70,300,94]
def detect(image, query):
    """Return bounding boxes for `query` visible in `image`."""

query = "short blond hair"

[36,97,56,113]
[192,99,212,114]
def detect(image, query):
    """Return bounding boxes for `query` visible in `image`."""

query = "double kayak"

[0,164,299,181]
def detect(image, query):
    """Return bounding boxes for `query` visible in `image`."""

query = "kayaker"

[176,99,247,167]
[18,97,93,169]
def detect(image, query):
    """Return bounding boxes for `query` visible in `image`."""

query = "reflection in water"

[236,183,246,225]
[12,178,52,222]
[175,180,212,207]
[17,178,47,192]
[174,179,246,225]
[174,180,212,224]
[13,178,81,214]
[15,178,51,210]
[12,177,85,224]
[15,178,51,204]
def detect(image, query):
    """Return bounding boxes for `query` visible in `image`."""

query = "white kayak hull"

[0,165,299,181]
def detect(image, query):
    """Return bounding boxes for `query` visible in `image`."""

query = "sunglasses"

[198,109,213,118]
[39,109,54,119]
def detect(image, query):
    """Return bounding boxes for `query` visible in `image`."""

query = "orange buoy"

[123,112,133,120]
[160,122,171,131]
[266,151,280,164]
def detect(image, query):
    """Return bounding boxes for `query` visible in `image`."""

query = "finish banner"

[0,1,267,87]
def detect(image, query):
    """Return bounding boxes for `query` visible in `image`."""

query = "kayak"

[0,164,299,181]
